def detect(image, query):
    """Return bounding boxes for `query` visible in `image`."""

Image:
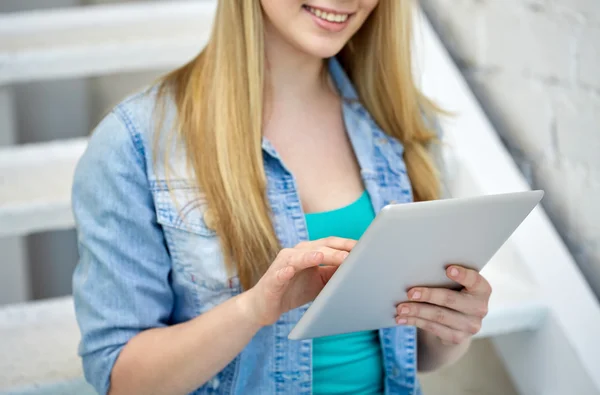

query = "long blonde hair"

[156,0,441,291]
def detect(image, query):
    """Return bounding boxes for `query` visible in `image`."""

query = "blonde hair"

[156,0,441,291]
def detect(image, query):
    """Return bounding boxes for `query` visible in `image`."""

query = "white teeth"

[307,6,349,23]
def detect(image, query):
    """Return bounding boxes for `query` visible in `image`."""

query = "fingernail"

[450,267,459,278]
[342,251,349,259]
[397,318,408,325]
[311,252,321,260]
[400,307,409,315]
[411,291,421,300]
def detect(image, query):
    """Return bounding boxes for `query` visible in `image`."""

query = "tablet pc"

[288,190,544,340]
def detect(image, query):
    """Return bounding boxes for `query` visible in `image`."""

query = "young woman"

[71,1,492,394]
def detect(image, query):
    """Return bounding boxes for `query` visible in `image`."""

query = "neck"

[263,25,331,103]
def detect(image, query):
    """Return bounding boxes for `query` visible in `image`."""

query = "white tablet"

[288,190,544,340]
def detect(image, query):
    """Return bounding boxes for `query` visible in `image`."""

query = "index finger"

[288,247,350,272]
[447,266,491,297]
[299,236,357,252]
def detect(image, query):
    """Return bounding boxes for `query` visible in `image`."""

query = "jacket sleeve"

[71,106,174,395]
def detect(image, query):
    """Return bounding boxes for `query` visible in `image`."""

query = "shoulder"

[72,85,182,230]
[78,84,179,181]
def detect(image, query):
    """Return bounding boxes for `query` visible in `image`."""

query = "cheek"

[353,1,379,29]
[363,0,380,11]
[260,0,281,21]
[260,0,302,23]
[261,0,306,38]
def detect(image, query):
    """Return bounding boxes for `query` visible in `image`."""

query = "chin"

[300,40,347,59]
[296,38,346,59]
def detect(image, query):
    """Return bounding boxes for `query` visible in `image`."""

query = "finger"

[314,246,351,265]
[447,266,492,297]
[302,236,357,252]
[407,287,488,318]
[273,248,323,271]
[396,303,482,335]
[287,250,324,271]
[396,316,469,345]
[287,248,349,272]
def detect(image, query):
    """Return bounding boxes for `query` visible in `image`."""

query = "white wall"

[421,0,600,296]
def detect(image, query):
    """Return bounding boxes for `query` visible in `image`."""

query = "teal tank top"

[305,191,384,395]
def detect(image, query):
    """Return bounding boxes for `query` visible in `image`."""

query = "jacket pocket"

[152,179,218,237]
[151,179,240,315]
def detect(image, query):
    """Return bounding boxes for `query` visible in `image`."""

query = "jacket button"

[203,209,217,230]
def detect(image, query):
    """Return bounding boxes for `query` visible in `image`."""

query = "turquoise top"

[305,191,384,395]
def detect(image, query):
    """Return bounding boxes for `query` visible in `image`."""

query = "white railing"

[0,2,598,395]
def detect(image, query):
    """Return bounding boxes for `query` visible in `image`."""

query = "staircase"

[1,2,599,394]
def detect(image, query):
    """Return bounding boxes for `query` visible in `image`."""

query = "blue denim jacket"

[72,58,426,395]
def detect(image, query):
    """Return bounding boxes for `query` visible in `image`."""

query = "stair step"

[0,1,216,85]
[0,138,86,237]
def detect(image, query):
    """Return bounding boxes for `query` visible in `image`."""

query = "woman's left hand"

[395,265,492,345]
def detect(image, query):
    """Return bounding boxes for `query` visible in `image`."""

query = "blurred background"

[422,0,600,297]
[1,0,171,306]
[0,1,599,394]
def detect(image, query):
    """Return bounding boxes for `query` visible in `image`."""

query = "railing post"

[0,86,30,305]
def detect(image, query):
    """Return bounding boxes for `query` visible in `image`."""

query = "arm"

[417,328,471,372]
[110,293,262,395]
[111,242,354,395]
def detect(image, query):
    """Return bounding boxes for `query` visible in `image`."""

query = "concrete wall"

[421,0,600,297]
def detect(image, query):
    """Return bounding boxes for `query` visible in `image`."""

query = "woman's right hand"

[240,237,357,327]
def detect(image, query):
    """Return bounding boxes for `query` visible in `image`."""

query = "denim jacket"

[71,58,441,395]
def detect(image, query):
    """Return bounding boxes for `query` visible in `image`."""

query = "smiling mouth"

[303,5,352,23]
